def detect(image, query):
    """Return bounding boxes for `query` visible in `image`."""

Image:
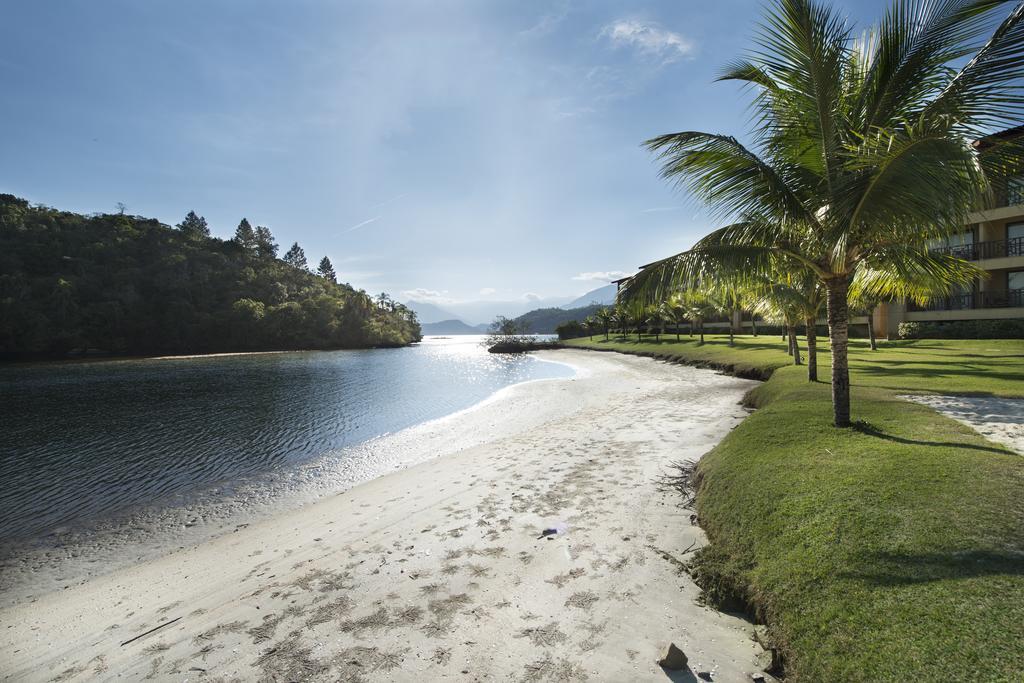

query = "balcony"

[908,289,1024,312]
[930,237,1024,261]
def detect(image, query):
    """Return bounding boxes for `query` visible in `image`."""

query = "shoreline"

[1,350,771,681]
[0,347,390,368]
[0,351,579,606]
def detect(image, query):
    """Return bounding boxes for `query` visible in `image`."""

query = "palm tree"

[624,0,1018,426]
[680,290,720,345]
[851,292,883,351]
[647,305,666,341]
[748,273,825,380]
[611,305,629,340]
[595,307,613,341]
[664,296,688,341]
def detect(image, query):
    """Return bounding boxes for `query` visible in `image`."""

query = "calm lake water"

[0,336,571,546]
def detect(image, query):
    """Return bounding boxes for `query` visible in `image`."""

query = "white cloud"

[572,270,630,282]
[478,287,497,296]
[523,292,542,302]
[344,216,380,232]
[401,288,457,304]
[600,20,694,63]
[520,1,571,37]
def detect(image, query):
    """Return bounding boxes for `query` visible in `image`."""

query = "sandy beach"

[0,350,771,682]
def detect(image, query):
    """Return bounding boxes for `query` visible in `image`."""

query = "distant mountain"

[420,319,490,335]
[404,300,462,324]
[564,284,617,309]
[512,304,605,335]
[448,296,574,325]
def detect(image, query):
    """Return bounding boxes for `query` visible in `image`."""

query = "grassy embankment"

[565,335,1024,681]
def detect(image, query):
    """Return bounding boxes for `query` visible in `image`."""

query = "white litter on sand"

[901,394,1024,455]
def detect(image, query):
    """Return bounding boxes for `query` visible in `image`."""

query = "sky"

[2,0,889,322]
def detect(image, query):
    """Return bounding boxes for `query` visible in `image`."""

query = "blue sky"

[2,0,888,320]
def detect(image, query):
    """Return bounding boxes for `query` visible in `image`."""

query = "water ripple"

[0,337,571,546]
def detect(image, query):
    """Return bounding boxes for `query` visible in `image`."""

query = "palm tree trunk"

[788,324,802,365]
[867,306,877,351]
[752,315,758,337]
[826,277,852,428]
[689,321,693,337]
[699,321,704,345]
[604,326,609,341]
[805,316,817,382]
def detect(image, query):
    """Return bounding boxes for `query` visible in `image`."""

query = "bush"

[898,319,1024,339]
[555,320,587,340]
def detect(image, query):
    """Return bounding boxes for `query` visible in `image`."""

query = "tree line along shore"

[0,194,421,360]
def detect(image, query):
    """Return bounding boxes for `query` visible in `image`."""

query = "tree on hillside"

[625,0,1020,426]
[283,242,308,270]
[0,194,422,357]
[176,211,210,240]
[317,256,337,283]
[254,225,278,259]
[233,218,257,252]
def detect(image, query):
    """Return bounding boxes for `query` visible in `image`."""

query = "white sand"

[0,350,772,682]
[900,394,1024,454]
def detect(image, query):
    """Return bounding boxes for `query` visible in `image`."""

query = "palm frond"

[643,132,819,227]
[853,246,984,303]
[858,0,1010,130]
[925,1,1024,135]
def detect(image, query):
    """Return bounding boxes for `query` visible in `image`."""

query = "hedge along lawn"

[564,335,1024,681]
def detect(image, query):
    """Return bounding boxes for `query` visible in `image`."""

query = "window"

[1010,271,1024,291]
[1009,177,1024,207]
[1010,223,1024,257]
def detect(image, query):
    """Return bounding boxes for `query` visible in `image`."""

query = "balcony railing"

[930,237,1024,261]
[908,289,1024,312]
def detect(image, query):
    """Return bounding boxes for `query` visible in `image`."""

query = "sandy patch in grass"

[901,394,1024,454]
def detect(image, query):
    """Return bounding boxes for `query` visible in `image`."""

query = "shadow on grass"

[851,364,1024,383]
[615,337,793,354]
[852,421,1011,455]
[839,549,1024,586]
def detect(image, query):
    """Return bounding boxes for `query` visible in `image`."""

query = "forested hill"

[0,195,421,359]
[512,304,604,334]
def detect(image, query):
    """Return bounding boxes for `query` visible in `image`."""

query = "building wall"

[876,198,1024,337]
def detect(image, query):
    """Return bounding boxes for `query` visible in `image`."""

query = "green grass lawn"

[565,334,1024,681]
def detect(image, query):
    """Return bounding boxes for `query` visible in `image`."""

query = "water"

[0,336,571,548]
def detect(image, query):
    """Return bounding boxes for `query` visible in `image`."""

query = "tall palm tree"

[624,0,1020,426]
